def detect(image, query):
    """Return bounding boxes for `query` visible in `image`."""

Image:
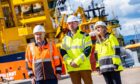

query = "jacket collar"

[67,27,79,37]
[35,40,48,46]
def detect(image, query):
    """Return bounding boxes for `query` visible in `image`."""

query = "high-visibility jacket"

[95,33,123,73]
[60,29,92,72]
[25,41,62,81]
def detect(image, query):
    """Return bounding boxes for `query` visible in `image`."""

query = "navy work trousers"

[102,71,122,84]
[35,79,58,84]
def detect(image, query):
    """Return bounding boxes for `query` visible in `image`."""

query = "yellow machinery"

[0,0,122,55]
[125,43,140,49]
[74,7,87,23]
[0,0,57,56]
[56,5,120,36]
[54,2,122,47]
[0,0,60,81]
[77,7,120,34]
[55,13,68,47]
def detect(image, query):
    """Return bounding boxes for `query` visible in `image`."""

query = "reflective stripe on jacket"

[95,33,123,73]
[25,42,62,81]
[61,29,92,72]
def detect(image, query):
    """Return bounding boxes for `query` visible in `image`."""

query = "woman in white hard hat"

[93,21,124,84]
[25,25,62,84]
[60,15,93,84]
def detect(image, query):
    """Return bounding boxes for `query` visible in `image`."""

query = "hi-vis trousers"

[69,70,93,84]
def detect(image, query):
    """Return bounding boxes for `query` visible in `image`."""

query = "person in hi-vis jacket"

[25,25,62,84]
[60,15,93,84]
[90,21,124,84]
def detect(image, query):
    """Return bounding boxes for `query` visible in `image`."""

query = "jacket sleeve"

[94,42,100,68]
[52,43,62,74]
[110,34,122,66]
[110,34,121,55]
[60,38,73,66]
[25,45,34,78]
[73,35,92,65]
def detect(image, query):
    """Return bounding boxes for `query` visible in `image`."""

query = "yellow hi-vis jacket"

[95,33,123,73]
[61,29,92,72]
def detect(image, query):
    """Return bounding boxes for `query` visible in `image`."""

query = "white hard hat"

[94,21,106,29]
[33,25,46,34]
[67,15,79,23]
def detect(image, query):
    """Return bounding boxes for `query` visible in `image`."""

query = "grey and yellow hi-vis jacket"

[95,33,123,73]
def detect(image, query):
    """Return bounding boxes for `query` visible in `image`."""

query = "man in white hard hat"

[25,25,62,84]
[60,15,93,84]
[93,21,123,84]
[33,25,46,44]
[66,15,79,33]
